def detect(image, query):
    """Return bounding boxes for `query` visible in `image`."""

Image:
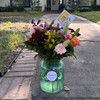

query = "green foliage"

[24,20,78,60]
[72,28,80,38]
[0,10,45,16]
[49,20,54,29]
[64,23,68,34]
[0,30,24,71]
[73,11,100,22]
[0,5,24,12]
[24,40,75,60]
[91,4,100,11]
[0,21,29,73]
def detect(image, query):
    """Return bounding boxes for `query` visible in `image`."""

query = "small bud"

[62,40,70,47]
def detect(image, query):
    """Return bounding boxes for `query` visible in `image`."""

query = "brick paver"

[0,49,37,100]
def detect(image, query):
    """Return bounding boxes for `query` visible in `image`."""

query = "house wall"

[0,0,10,7]
[32,0,46,11]
[64,0,69,9]
[97,0,100,5]
[40,0,46,11]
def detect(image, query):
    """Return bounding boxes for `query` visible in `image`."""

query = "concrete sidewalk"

[31,14,100,100]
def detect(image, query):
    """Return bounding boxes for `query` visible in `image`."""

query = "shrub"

[67,8,92,13]
[91,4,100,11]
[0,5,24,12]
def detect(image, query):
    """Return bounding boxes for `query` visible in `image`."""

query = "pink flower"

[54,44,67,55]
[34,27,39,31]
[39,24,43,27]
[44,24,49,30]
[65,30,71,39]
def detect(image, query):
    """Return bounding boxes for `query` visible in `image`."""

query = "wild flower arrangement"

[24,19,81,60]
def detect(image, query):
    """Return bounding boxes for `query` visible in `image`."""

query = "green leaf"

[64,23,68,34]
[72,28,80,38]
[66,44,75,56]
[45,21,48,25]
[39,27,43,32]
[55,34,64,38]
[49,20,54,29]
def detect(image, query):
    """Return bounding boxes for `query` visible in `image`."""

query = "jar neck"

[43,59,61,67]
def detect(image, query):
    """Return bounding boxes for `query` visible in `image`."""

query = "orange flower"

[67,34,72,39]
[67,34,80,47]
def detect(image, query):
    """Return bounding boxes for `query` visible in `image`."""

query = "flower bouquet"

[24,19,81,93]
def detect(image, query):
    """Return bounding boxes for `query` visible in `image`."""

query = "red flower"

[29,27,45,44]
[68,28,75,32]
[77,33,81,36]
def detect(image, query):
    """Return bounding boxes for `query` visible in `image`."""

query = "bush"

[67,8,92,13]
[91,4,100,11]
[0,5,24,12]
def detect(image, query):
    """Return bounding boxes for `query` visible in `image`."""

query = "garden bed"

[0,21,31,76]
[0,11,44,76]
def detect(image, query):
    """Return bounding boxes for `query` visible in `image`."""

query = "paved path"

[31,14,100,100]
[0,49,37,100]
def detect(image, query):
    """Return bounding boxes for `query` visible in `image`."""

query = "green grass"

[1,17,34,22]
[73,11,100,22]
[0,21,31,74]
[0,10,44,22]
[0,10,44,74]
[0,10,45,16]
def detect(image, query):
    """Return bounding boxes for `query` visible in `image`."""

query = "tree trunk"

[10,0,12,6]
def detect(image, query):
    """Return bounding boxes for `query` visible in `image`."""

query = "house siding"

[40,0,46,11]
[97,0,100,5]
[0,0,10,7]
[64,0,69,9]
[31,0,46,11]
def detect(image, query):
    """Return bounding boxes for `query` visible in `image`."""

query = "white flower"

[26,32,32,40]
[54,44,67,55]
[30,27,35,34]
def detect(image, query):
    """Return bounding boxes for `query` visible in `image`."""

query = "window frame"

[11,0,31,7]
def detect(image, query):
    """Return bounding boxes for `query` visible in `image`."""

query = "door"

[51,0,59,10]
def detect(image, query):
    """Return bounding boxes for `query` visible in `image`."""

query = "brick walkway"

[0,49,37,100]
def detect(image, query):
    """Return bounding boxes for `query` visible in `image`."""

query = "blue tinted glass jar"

[40,59,64,93]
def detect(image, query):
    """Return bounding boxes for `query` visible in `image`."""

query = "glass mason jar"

[40,59,64,93]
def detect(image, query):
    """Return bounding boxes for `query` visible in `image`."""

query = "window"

[80,0,95,6]
[12,0,30,7]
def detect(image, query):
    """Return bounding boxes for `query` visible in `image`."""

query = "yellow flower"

[45,31,50,35]
[44,30,62,49]
[49,44,53,48]
[51,39,55,44]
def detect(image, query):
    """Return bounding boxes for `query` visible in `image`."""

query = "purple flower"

[31,19,36,25]
[39,24,43,27]
[44,24,49,30]
[37,20,41,25]
[34,27,39,31]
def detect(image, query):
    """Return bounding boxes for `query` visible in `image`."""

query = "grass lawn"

[0,11,45,22]
[73,11,100,23]
[0,21,32,74]
[0,10,45,74]
[0,10,45,16]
